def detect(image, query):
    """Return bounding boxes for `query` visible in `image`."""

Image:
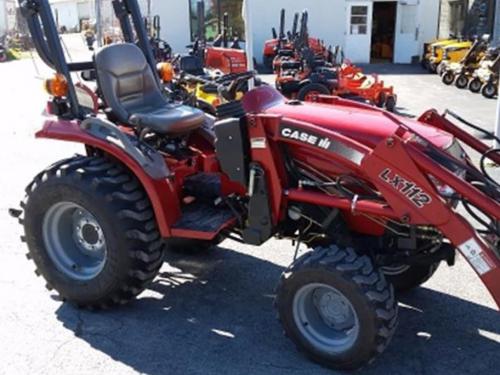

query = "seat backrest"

[180,55,205,75]
[94,43,165,124]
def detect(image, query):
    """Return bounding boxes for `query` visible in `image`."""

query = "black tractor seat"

[95,43,205,135]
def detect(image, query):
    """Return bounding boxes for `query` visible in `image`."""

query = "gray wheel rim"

[381,264,410,276]
[293,283,359,354]
[42,202,107,281]
[456,77,468,88]
[470,80,481,92]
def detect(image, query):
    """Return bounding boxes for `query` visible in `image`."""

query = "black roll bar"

[19,0,81,118]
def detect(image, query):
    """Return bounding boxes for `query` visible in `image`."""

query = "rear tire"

[297,83,330,101]
[263,55,274,73]
[276,245,398,370]
[21,156,164,309]
[455,74,469,89]
[468,78,482,93]
[441,71,455,85]
[382,263,439,292]
[436,63,446,76]
[385,96,397,112]
[482,82,498,99]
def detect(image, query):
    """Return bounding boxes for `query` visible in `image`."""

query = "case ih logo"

[280,127,332,150]
[379,168,432,208]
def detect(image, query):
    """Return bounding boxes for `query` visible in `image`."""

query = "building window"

[189,0,245,42]
[350,6,368,35]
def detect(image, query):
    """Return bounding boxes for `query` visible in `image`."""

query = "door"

[394,2,419,63]
[345,1,373,63]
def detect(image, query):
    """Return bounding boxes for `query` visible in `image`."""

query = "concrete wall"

[0,0,6,36]
[51,1,80,31]
[417,0,441,50]
[151,0,191,53]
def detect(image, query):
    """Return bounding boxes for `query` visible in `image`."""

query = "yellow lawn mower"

[158,61,254,115]
[421,38,457,71]
[425,38,461,72]
[431,40,472,75]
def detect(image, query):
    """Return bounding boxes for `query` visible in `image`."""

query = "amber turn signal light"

[157,62,174,82]
[44,73,68,97]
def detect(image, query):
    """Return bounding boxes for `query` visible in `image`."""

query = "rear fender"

[36,118,181,237]
[298,79,312,90]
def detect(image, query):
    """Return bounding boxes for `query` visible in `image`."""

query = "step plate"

[172,203,235,233]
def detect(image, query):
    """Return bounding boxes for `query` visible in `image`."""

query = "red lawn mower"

[263,9,326,71]
[13,0,500,371]
[274,11,397,111]
[182,1,247,76]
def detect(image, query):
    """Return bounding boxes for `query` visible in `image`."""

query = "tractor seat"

[95,43,205,135]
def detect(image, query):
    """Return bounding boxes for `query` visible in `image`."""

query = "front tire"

[455,74,469,89]
[22,156,164,309]
[482,82,498,98]
[468,78,482,93]
[385,95,396,112]
[276,245,398,370]
[297,83,330,101]
[441,71,455,85]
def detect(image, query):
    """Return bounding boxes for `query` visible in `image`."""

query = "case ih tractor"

[13,0,500,371]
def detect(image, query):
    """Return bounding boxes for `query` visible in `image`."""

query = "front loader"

[12,0,500,371]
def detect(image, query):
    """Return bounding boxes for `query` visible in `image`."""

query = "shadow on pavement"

[55,247,500,375]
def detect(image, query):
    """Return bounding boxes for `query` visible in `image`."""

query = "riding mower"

[440,35,489,88]
[263,9,325,71]
[435,40,475,77]
[468,47,500,98]
[276,12,396,112]
[13,0,500,371]
[144,15,172,62]
[176,1,247,76]
[425,38,462,73]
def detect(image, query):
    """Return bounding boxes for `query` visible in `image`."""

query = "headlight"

[428,139,467,199]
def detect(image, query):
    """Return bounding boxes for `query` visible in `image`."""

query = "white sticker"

[459,239,494,276]
[251,137,267,149]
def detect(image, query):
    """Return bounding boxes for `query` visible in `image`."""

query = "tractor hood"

[242,86,453,150]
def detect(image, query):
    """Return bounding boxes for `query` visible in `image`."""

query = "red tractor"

[13,0,500,371]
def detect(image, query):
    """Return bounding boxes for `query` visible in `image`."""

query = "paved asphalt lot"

[1,41,499,374]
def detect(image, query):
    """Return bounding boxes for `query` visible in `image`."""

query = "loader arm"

[249,111,500,309]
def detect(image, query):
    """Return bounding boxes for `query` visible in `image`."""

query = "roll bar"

[19,0,161,120]
[19,0,81,118]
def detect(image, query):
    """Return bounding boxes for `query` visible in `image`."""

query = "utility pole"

[95,0,102,47]
[495,80,500,149]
